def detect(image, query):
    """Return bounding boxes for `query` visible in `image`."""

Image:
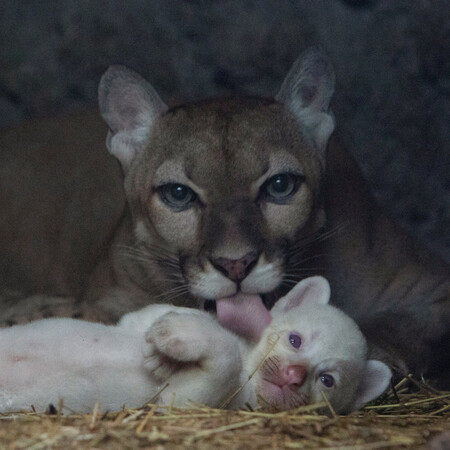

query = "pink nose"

[283,365,307,387]
[212,252,258,281]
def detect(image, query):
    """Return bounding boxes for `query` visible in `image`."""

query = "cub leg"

[0,318,145,413]
[143,311,243,407]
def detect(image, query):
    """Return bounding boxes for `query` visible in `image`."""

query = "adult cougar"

[0,47,448,387]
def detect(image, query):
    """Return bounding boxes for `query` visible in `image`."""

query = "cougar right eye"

[260,172,305,204]
[158,183,197,211]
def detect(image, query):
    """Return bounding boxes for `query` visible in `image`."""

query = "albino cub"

[0,277,391,414]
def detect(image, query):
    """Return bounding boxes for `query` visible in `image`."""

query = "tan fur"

[0,50,448,388]
[323,136,450,383]
[0,110,124,315]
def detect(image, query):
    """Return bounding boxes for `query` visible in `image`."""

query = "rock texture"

[0,0,448,260]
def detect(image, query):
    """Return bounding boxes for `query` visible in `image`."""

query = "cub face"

[99,48,335,305]
[248,277,392,413]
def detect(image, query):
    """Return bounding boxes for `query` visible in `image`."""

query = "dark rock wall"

[1,0,449,260]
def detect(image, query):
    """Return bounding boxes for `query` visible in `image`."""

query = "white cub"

[236,277,392,413]
[0,277,391,414]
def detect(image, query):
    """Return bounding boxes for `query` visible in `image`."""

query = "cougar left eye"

[261,173,304,204]
[158,183,197,211]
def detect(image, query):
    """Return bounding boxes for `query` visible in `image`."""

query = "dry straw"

[0,374,449,449]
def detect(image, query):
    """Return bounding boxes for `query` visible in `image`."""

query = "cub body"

[0,277,390,414]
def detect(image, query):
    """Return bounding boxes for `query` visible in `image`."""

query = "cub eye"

[261,173,304,204]
[288,333,302,349]
[320,374,335,388]
[158,183,197,211]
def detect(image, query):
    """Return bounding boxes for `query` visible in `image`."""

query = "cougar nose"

[284,365,307,387]
[212,252,259,281]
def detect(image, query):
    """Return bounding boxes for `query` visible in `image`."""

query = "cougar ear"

[276,46,335,152]
[98,65,168,171]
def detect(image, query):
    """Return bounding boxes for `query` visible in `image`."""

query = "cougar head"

[98,47,335,306]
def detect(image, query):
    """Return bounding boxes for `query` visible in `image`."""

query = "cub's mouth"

[257,380,309,410]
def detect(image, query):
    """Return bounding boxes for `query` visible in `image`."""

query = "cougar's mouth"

[203,292,271,311]
[214,292,272,342]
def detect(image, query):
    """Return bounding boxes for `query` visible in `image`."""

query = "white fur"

[241,256,283,294]
[190,255,283,299]
[0,277,391,414]
[188,260,237,299]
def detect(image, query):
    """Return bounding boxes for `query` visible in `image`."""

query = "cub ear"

[98,65,168,171]
[275,46,335,153]
[349,360,392,412]
[272,276,331,314]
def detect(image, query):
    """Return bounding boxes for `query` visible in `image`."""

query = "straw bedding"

[0,375,448,449]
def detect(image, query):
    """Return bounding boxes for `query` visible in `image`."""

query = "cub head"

[250,276,392,413]
[98,47,335,305]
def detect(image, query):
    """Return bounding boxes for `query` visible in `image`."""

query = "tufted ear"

[276,46,335,153]
[349,360,392,412]
[271,276,331,314]
[98,65,168,172]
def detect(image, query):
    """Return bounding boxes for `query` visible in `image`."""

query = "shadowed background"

[0,0,448,261]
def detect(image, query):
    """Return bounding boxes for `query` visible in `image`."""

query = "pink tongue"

[216,293,272,342]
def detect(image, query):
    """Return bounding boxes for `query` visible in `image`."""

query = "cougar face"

[99,48,335,305]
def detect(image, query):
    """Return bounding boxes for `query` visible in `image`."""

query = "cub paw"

[146,312,208,362]
[142,339,182,381]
